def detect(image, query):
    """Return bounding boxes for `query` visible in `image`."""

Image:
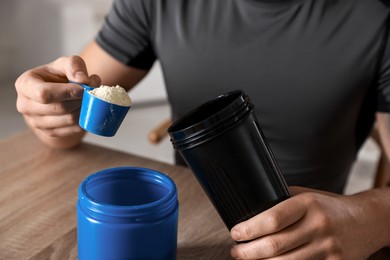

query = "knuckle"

[35,87,52,104]
[54,55,83,71]
[67,113,79,125]
[23,69,36,79]
[69,88,84,100]
[301,194,333,232]
[315,212,332,233]
[15,70,34,92]
[73,126,84,134]
[235,246,249,259]
[14,74,24,90]
[265,212,282,231]
[68,55,84,69]
[323,237,343,258]
[44,128,57,137]
[302,192,318,205]
[15,98,26,114]
[263,237,282,255]
[27,118,40,129]
[242,225,253,239]
[51,103,67,114]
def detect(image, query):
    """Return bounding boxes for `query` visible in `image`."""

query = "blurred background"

[0,0,173,163]
[0,0,381,194]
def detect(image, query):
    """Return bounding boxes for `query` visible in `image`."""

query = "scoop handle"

[68,80,94,91]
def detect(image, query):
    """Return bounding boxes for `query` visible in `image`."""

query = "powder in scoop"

[89,85,132,106]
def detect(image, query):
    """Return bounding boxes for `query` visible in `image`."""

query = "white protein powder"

[89,85,132,106]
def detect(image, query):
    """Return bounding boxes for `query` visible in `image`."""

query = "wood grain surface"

[0,131,233,260]
[2,131,389,259]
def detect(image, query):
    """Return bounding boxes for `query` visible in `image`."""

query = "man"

[15,0,390,258]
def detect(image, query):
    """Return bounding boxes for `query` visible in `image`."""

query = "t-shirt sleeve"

[96,0,156,70]
[377,23,390,112]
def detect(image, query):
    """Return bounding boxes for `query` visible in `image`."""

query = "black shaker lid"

[168,90,254,150]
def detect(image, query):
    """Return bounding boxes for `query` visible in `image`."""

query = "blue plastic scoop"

[70,81,131,137]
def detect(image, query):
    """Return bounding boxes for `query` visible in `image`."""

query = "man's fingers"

[34,124,85,138]
[24,110,81,130]
[15,71,84,104]
[15,56,101,104]
[17,97,82,116]
[231,214,314,259]
[231,196,307,242]
[50,55,90,83]
[23,81,83,104]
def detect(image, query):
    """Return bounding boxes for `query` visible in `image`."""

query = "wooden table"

[2,131,390,260]
[0,131,233,259]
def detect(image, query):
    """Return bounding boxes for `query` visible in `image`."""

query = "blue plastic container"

[79,89,130,137]
[77,167,179,260]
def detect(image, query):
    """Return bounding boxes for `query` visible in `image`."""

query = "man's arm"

[15,40,148,149]
[80,41,148,91]
[229,114,390,259]
[376,112,390,161]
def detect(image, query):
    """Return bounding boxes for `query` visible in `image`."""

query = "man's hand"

[15,56,100,148]
[230,186,390,259]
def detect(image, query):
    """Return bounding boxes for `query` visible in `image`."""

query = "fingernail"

[231,229,241,241]
[73,71,85,79]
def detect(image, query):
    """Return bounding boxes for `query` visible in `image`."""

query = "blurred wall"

[0,1,18,81]
[0,0,167,103]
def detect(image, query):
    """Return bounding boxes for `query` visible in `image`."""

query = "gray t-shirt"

[96,0,390,193]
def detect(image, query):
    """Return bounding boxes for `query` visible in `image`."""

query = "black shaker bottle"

[168,90,291,230]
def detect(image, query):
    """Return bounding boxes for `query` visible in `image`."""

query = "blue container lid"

[78,167,178,222]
